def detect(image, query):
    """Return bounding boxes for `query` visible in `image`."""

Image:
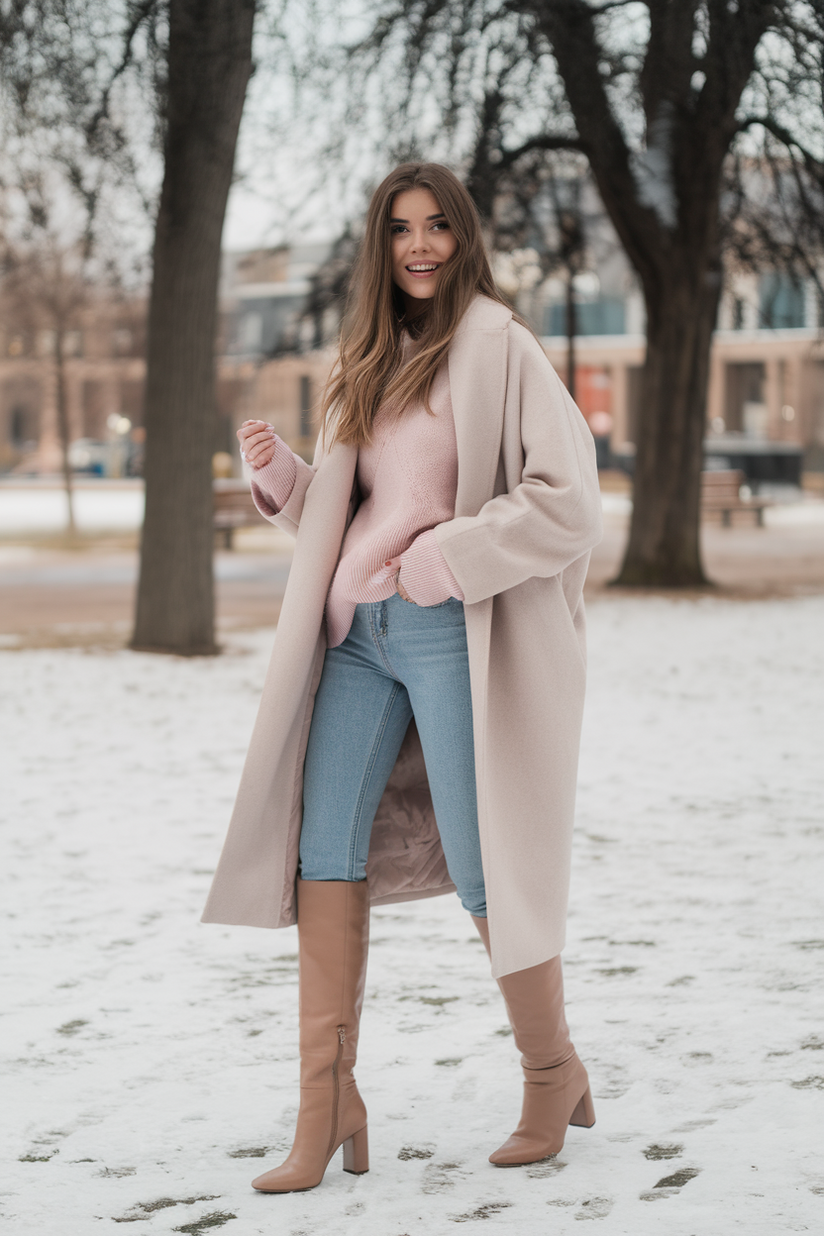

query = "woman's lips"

[405,264,440,278]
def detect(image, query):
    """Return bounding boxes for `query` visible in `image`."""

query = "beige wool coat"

[202,295,603,978]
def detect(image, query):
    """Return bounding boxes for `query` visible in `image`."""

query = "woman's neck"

[399,296,430,338]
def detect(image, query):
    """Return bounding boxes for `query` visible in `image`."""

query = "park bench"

[213,479,261,549]
[701,469,772,527]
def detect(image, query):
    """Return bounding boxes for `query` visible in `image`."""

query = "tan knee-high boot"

[473,916,595,1166]
[252,879,370,1192]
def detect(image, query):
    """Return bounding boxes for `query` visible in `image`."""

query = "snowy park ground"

[2,595,823,1235]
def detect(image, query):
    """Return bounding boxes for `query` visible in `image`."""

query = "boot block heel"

[342,1124,369,1175]
[569,1085,595,1129]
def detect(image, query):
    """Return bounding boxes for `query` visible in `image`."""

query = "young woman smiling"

[202,162,603,1192]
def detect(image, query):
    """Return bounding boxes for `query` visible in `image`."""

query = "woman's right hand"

[238,420,278,470]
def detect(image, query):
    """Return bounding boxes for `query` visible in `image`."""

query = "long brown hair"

[321,162,511,447]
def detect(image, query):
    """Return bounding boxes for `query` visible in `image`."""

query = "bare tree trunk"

[565,270,576,401]
[54,332,76,537]
[527,0,775,587]
[132,0,255,655]
[617,264,720,585]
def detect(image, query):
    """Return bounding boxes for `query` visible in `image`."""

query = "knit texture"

[248,443,297,518]
[247,357,464,647]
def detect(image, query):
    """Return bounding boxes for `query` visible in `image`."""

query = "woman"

[202,162,603,1192]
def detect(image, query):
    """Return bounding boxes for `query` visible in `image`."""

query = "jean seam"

[370,603,401,679]
[347,679,403,880]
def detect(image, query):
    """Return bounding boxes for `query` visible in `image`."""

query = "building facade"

[3,243,823,478]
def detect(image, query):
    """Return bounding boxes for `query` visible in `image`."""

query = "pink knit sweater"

[248,359,465,647]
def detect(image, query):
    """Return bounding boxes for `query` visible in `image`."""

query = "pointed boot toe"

[251,1116,368,1193]
[489,1054,594,1167]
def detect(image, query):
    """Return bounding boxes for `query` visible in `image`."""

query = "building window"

[724,362,765,433]
[82,380,109,438]
[238,311,263,353]
[10,405,28,445]
[545,297,626,337]
[759,273,806,329]
[732,297,745,330]
[113,328,133,356]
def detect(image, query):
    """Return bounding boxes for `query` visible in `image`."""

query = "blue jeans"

[299,593,487,917]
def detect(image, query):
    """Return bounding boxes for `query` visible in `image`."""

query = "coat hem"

[199,879,457,929]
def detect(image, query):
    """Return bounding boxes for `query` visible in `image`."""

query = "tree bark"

[526,0,776,587]
[54,332,77,537]
[132,0,255,655]
[618,262,721,585]
[565,270,576,401]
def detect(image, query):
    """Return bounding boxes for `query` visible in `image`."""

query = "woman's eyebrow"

[389,213,446,222]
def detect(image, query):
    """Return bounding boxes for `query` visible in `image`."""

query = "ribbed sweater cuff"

[248,438,297,517]
[398,528,465,606]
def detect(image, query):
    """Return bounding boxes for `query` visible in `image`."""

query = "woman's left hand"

[384,556,415,604]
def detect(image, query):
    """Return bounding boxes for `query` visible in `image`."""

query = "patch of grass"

[791,1076,824,1090]
[113,1197,219,1224]
[173,1212,236,1234]
[418,996,458,1006]
[596,967,638,977]
[435,1058,462,1067]
[57,1019,89,1036]
[643,1144,683,1161]
[227,1146,270,1158]
[654,1167,700,1188]
[398,1146,434,1161]
[19,1151,58,1162]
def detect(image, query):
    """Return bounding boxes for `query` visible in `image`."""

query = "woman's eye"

[390,225,407,234]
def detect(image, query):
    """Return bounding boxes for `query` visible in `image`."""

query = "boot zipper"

[327,1026,346,1157]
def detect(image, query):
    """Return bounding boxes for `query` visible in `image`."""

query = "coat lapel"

[448,297,511,517]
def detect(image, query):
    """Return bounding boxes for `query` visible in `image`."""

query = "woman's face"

[390,187,458,311]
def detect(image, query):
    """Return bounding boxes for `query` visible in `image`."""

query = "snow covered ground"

[3,479,824,536]
[0,482,145,535]
[2,596,823,1236]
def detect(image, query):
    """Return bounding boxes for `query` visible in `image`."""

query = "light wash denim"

[299,592,486,916]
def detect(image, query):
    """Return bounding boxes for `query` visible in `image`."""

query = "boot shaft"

[297,879,370,1084]
[472,915,572,1069]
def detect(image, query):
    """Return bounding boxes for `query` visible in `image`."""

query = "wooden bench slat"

[700,469,772,527]
[213,479,263,548]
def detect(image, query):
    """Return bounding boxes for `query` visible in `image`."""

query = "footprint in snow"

[421,1160,467,1194]
[574,1196,613,1220]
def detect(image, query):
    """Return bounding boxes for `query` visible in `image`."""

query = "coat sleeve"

[434,324,603,605]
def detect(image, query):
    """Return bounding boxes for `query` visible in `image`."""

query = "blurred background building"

[3,231,823,485]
